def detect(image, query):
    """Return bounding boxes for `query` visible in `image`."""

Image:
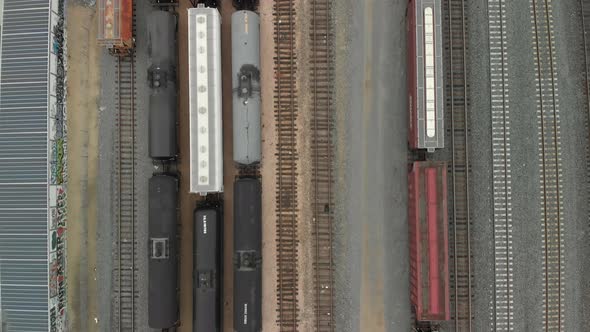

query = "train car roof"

[147,10,176,67]
[234,178,262,251]
[188,7,224,195]
[149,256,179,328]
[233,269,262,332]
[408,161,450,321]
[409,0,444,151]
[148,175,179,328]
[149,175,178,236]
[194,287,220,332]
[194,208,220,270]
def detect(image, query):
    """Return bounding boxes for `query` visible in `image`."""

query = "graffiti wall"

[49,0,67,330]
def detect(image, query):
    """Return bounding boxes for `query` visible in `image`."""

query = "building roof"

[0,0,64,331]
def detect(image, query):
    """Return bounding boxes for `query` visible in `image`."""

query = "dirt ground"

[176,1,199,331]
[293,0,316,331]
[64,4,101,332]
[258,0,279,331]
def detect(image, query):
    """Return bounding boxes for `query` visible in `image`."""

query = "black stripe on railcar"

[148,175,179,329]
[193,207,222,332]
[233,178,262,332]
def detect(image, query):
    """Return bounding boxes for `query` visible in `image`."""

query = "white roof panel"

[188,6,223,195]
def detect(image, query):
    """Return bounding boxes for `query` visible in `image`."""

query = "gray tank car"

[147,10,177,77]
[232,10,261,165]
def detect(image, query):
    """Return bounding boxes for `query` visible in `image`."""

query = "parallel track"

[113,3,137,329]
[310,0,334,331]
[274,0,300,330]
[114,53,137,332]
[530,0,564,330]
[487,0,514,330]
[444,0,472,330]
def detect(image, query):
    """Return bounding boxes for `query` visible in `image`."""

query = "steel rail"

[311,0,334,331]
[446,0,472,330]
[274,0,300,330]
[531,0,563,330]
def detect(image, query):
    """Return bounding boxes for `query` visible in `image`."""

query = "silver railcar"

[232,10,261,165]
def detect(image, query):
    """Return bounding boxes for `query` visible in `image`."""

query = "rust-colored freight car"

[98,0,134,55]
[408,161,450,323]
[407,0,444,152]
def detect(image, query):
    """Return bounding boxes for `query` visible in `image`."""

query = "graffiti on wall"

[49,185,66,332]
[48,0,67,330]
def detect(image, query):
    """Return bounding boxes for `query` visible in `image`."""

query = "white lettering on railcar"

[243,303,248,325]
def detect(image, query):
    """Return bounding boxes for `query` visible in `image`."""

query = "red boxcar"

[98,0,134,55]
[408,161,450,322]
[407,0,444,152]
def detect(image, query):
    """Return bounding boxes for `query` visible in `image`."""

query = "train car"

[408,162,450,324]
[232,10,261,165]
[147,10,178,160]
[234,178,262,332]
[407,0,444,152]
[147,10,177,79]
[149,83,177,160]
[97,0,134,55]
[193,207,222,332]
[188,5,224,194]
[148,175,179,329]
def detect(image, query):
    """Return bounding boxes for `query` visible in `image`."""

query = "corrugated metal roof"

[0,0,50,331]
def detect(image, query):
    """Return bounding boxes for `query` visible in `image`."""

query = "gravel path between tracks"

[65,4,101,332]
[259,0,279,331]
[333,0,410,331]
[294,0,319,330]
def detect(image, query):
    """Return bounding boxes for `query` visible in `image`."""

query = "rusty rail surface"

[310,0,335,331]
[274,0,300,330]
[444,0,473,330]
[113,3,137,330]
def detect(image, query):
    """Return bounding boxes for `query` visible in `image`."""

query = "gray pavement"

[333,0,410,331]
[97,47,116,332]
[465,0,495,330]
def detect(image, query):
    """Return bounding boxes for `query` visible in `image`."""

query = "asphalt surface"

[333,0,410,331]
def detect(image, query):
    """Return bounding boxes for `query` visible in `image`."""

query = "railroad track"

[310,0,334,331]
[274,0,300,330]
[114,53,137,332]
[444,0,473,330]
[113,7,137,329]
[486,0,515,330]
[530,0,565,330]
[583,0,590,115]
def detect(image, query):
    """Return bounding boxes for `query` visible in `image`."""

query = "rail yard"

[24,0,588,331]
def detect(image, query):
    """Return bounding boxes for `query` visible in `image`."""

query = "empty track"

[445,0,473,330]
[274,0,300,330]
[112,5,137,329]
[114,53,137,332]
[310,0,335,331]
[530,0,565,330]
[487,0,515,330]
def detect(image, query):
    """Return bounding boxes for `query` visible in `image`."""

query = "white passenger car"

[188,5,223,194]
